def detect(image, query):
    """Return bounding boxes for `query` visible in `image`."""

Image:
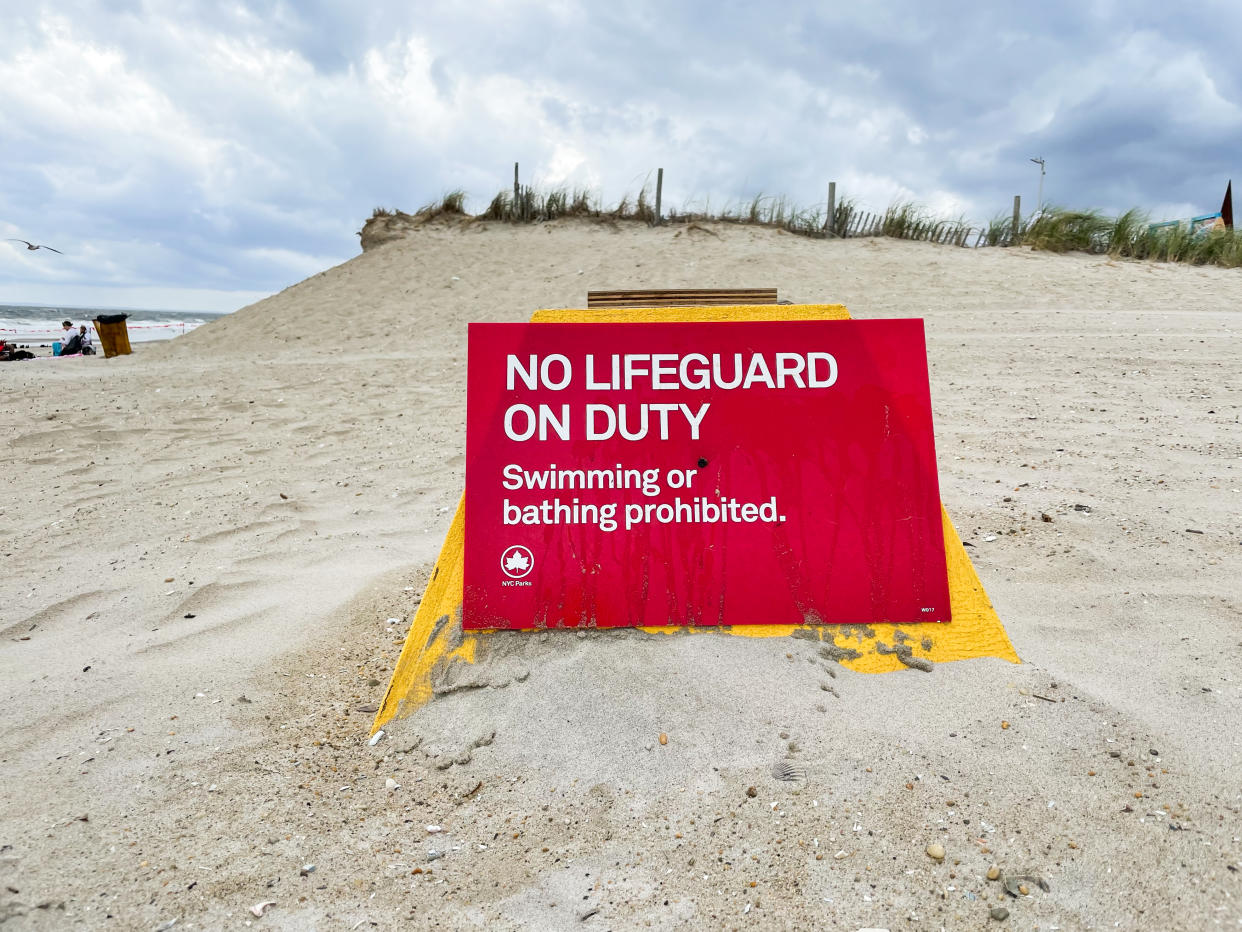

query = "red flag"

[1222,180,1233,230]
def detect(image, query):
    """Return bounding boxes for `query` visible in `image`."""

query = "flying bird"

[6,239,63,254]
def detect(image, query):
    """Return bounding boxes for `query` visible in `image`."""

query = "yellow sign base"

[372,305,1019,732]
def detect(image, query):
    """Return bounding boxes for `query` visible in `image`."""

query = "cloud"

[1,1,1237,309]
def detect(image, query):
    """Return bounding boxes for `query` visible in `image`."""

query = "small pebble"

[746,786,757,798]
[986,865,1001,880]
[990,906,1009,920]
[658,733,668,746]
[926,843,945,861]
[1001,721,1010,730]
[385,778,399,790]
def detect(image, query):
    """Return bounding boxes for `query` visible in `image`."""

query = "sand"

[1,220,1240,930]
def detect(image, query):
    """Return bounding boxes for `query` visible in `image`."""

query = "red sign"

[463,319,950,629]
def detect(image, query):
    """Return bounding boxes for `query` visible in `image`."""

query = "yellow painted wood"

[372,304,1018,733]
[531,304,851,324]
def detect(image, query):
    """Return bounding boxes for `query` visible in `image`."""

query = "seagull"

[6,238,63,254]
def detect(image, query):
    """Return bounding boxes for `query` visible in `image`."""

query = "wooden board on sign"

[587,288,778,308]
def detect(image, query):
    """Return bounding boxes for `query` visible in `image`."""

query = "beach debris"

[1040,513,1053,523]
[746,786,757,798]
[426,825,443,834]
[819,642,861,662]
[1001,721,1010,730]
[983,535,997,542]
[385,778,400,790]
[579,905,601,920]
[887,641,934,672]
[426,850,443,861]
[1186,528,1204,534]
[250,900,275,917]
[368,730,384,747]
[990,906,1010,920]
[1073,504,1091,513]
[356,704,378,713]
[658,733,668,746]
[155,921,178,931]
[925,843,946,861]
[279,493,288,500]
[1002,872,1050,897]
[299,864,315,876]
[771,760,805,783]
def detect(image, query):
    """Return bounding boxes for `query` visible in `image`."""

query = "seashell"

[771,760,806,783]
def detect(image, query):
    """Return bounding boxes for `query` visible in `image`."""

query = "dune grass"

[1017,206,1242,267]
[369,184,1242,269]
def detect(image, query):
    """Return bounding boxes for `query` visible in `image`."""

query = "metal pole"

[827,181,836,235]
[654,168,663,226]
[1012,195,1021,245]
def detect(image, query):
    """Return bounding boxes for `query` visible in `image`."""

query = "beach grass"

[1018,206,1242,267]
[367,185,1242,268]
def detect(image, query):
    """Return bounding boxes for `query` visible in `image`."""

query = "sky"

[2,0,1239,312]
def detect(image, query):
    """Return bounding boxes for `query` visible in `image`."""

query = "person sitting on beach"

[79,325,95,355]
[58,320,83,355]
[0,339,34,361]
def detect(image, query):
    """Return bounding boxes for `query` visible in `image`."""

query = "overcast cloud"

[2,0,1238,311]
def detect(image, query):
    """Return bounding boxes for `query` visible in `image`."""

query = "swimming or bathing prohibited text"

[463,319,950,630]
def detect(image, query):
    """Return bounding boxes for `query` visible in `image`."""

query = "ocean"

[0,304,226,345]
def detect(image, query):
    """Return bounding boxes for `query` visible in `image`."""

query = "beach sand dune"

[1,222,1239,929]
